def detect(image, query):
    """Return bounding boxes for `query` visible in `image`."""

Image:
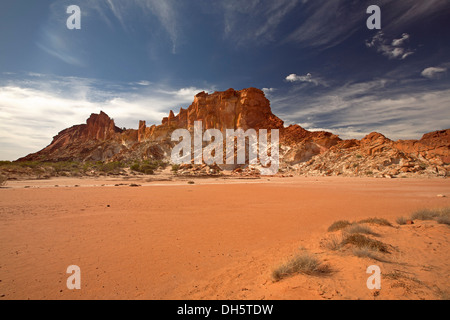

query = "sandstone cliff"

[17,88,450,177]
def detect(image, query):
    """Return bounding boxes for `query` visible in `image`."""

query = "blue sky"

[1,0,450,160]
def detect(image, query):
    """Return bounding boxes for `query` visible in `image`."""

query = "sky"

[0,0,450,160]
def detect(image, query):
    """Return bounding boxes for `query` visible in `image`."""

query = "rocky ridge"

[16,88,450,178]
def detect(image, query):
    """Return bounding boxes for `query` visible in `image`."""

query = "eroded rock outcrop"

[16,88,450,177]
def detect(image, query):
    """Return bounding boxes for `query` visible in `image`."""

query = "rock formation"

[17,88,450,177]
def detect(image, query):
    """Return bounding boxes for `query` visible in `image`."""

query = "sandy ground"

[0,176,449,300]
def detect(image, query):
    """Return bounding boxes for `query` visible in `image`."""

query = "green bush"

[130,160,164,174]
[100,161,124,173]
[0,175,7,186]
[130,163,140,172]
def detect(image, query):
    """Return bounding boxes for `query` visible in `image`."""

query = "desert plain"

[0,174,449,300]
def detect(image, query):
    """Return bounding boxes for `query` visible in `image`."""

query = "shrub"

[436,215,450,226]
[440,207,450,216]
[140,165,155,174]
[328,220,352,232]
[272,251,330,281]
[172,164,180,172]
[131,161,164,174]
[322,234,342,251]
[100,161,124,173]
[395,207,450,226]
[352,246,382,261]
[396,216,408,225]
[411,209,442,221]
[0,175,7,186]
[130,163,140,172]
[358,218,392,227]
[18,161,41,169]
[342,234,389,253]
[346,224,378,236]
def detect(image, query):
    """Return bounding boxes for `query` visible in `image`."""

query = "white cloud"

[262,88,276,95]
[136,81,151,86]
[392,33,410,47]
[421,67,447,79]
[285,73,324,86]
[366,32,414,60]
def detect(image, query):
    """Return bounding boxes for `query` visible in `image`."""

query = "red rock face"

[18,112,124,162]
[83,111,123,141]
[16,88,450,176]
[395,129,450,164]
[138,88,285,142]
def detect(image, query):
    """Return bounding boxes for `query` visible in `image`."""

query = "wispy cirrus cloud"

[220,0,300,46]
[270,77,450,141]
[386,0,450,31]
[102,0,180,53]
[283,0,364,49]
[35,1,86,67]
[283,0,450,50]
[36,0,181,67]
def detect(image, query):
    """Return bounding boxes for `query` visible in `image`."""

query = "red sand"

[0,176,449,300]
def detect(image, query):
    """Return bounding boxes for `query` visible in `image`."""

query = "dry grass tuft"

[341,234,390,253]
[358,217,392,227]
[272,251,331,281]
[352,246,383,261]
[411,209,442,221]
[327,220,352,232]
[436,215,450,226]
[322,234,343,251]
[384,271,423,285]
[396,216,408,225]
[346,223,379,236]
[0,175,7,187]
[409,207,450,225]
